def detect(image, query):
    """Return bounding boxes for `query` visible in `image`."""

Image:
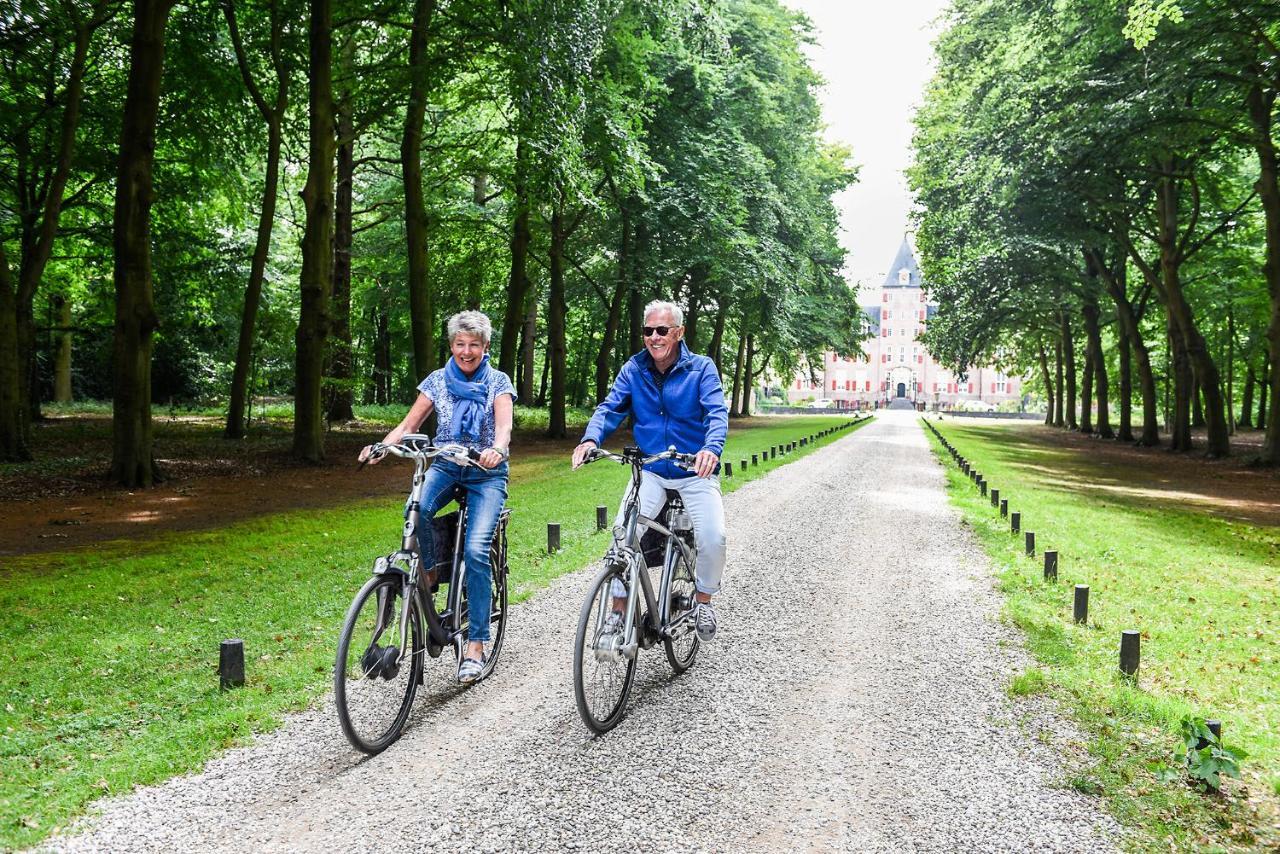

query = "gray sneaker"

[694,601,717,642]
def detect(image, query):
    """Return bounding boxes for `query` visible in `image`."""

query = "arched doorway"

[896,382,906,398]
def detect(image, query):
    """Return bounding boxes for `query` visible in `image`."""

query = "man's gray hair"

[447,310,493,344]
[643,299,684,327]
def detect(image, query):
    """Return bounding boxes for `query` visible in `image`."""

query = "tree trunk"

[326,33,355,423]
[1168,320,1193,451]
[684,263,707,351]
[708,294,727,372]
[518,283,539,404]
[1117,326,1133,442]
[293,0,335,463]
[1248,81,1280,462]
[54,296,72,402]
[537,342,550,407]
[1191,374,1205,428]
[547,197,568,438]
[742,334,756,416]
[372,302,391,405]
[466,173,487,309]
[499,140,530,377]
[1079,350,1094,433]
[402,0,438,383]
[595,204,629,401]
[627,220,646,354]
[1038,340,1054,426]
[110,0,174,486]
[1240,364,1255,429]
[1096,249,1158,445]
[1061,310,1078,430]
[1081,296,1112,437]
[1156,173,1229,456]
[0,245,25,460]
[1259,348,1270,430]
[224,0,288,438]
[729,321,746,418]
[1054,338,1064,427]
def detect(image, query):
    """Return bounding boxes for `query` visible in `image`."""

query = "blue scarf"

[444,354,491,442]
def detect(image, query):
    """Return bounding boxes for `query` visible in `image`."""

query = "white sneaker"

[694,602,717,642]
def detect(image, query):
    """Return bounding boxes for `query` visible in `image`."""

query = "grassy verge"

[0,413,867,848]
[921,418,1280,850]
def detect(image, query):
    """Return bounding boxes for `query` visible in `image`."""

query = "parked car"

[807,398,835,409]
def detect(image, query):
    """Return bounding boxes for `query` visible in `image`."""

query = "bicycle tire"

[454,551,508,681]
[573,563,637,733]
[335,573,424,754]
[662,547,700,673]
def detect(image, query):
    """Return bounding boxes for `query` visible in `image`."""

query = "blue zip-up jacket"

[582,341,729,479]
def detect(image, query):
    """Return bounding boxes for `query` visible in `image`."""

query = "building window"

[968,383,974,393]
[882,292,888,303]
[832,380,838,390]
[865,380,871,391]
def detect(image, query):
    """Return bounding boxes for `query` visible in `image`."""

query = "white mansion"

[781,239,1023,410]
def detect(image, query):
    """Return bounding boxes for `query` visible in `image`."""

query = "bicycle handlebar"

[580,445,697,471]
[359,436,483,469]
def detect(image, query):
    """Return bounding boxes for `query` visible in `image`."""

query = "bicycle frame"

[365,437,506,667]
[599,453,698,660]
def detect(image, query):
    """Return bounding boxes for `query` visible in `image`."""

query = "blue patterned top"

[417,368,516,453]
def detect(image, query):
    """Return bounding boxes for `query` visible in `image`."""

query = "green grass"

[921,418,1280,851]
[0,413,866,848]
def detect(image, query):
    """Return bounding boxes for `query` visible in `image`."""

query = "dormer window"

[898,268,909,285]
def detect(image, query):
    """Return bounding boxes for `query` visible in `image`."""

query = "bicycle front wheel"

[573,564,637,733]
[335,574,424,754]
[662,548,700,673]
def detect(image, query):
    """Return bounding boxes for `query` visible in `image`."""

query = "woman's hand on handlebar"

[477,447,505,469]
[571,440,597,469]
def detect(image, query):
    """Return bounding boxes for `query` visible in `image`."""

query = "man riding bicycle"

[572,300,728,642]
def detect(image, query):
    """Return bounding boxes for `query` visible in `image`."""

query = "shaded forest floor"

[940,416,1280,527]
[0,411,614,557]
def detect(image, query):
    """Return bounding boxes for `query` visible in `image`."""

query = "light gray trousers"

[615,470,726,596]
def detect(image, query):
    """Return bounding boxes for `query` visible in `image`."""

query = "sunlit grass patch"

[924,420,1280,850]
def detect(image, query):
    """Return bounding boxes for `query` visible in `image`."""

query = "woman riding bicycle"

[358,310,514,684]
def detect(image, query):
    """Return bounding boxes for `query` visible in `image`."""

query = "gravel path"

[43,412,1121,853]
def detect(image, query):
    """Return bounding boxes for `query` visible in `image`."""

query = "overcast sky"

[781,0,950,300]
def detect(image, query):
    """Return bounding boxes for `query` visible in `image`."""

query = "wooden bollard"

[724,461,732,478]
[1000,498,1008,518]
[1043,550,1058,581]
[1073,585,1089,624]
[979,480,988,497]
[547,522,561,553]
[1025,531,1035,556]
[1011,512,1021,533]
[990,488,999,508]
[596,505,608,530]
[219,639,245,690]
[752,453,758,466]
[1196,719,1223,749]
[740,458,747,471]
[1119,630,1140,677]
[770,445,777,458]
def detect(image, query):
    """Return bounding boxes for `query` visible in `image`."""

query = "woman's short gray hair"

[447,310,492,344]
[643,299,684,327]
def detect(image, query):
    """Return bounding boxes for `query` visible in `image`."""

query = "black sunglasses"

[643,325,673,337]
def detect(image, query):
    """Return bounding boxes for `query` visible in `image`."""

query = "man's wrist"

[489,446,510,460]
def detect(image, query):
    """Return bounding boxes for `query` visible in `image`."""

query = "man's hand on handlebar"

[693,449,719,478]
[358,444,384,465]
[571,440,597,469]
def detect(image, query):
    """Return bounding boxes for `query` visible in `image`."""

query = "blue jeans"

[416,460,508,643]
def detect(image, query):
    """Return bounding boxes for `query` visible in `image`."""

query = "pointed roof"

[882,237,923,288]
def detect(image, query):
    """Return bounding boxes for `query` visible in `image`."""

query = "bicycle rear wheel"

[455,555,508,681]
[335,574,424,754]
[662,548,700,673]
[573,564,637,733]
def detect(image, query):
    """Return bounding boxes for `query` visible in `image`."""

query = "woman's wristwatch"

[488,446,510,461]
